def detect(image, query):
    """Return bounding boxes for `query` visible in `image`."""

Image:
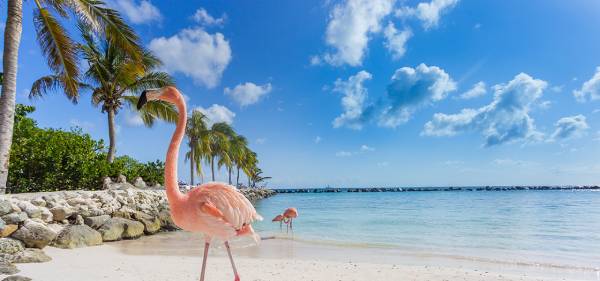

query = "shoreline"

[15,231,600,281]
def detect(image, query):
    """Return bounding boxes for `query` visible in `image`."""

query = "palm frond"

[123,95,178,126]
[123,72,174,95]
[42,0,69,17]
[34,7,80,102]
[69,0,142,58]
[91,88,105,106]
[30,75,62,99]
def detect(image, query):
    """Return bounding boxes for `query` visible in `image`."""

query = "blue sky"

[4,0,600,187]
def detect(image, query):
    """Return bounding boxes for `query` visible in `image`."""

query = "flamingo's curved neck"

[164,92,187,204]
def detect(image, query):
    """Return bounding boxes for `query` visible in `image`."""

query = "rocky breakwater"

[0,184,274,280]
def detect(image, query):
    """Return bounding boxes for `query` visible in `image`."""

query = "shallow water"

[252,190,600,270]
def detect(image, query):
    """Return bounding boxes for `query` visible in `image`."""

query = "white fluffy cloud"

[423,73,547,146]
[124,111,144,127]
[224,82,272,107]
[360,144,375,151]
[323,0,395,66]
[458,81,486,99]
[573,67,600,102]
[332,70,372,130]
[194,104,235,126]
[383,23,412,60]
[396,0,458,30]
[377,63,456,127]
[110,0,162,24]
[550,115,589,141]
[335,145,375,157]
[149,28,231,88]
[193,8,226,26]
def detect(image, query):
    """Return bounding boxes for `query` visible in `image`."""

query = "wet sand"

[16,231,600,281]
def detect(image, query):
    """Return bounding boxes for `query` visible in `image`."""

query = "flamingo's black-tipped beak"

[137,90,148,110]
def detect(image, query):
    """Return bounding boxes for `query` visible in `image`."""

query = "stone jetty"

[271,185,600,193]
[0,181,274,279]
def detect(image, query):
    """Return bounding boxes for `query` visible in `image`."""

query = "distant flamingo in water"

[137,86,262,281]
[271,214,285,230]
[283,208,298,233]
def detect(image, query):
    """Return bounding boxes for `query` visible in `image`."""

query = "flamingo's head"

[137,86,181,109]
[283,207,298,218]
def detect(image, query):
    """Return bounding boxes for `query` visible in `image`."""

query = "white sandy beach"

[12,231,599,281]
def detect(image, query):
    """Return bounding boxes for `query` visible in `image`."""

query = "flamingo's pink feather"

[172,182,262,242]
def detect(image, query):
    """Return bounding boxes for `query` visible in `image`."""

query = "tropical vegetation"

[184,111,269,188]
[0,1,268,192]
[30,26,177,163]
[0,0,143,193]
[8,104,164,193]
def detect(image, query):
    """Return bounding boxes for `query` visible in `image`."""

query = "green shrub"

[7,104,164,193]
[108,156,164,186]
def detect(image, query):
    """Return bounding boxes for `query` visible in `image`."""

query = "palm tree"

[0,0,142,192]
[247,167,271,188]
[30,27,177,163]
[207,122,233,182]
[185,110,210,185]
[242,150,258,188]
[230,135,249,187]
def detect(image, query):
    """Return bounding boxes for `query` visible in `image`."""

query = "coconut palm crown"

[30,26,177,162]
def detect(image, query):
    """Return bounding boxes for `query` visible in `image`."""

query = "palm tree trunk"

[210,157,215,181]
[189,149,194,186]
[228,167,232,185]
[0,0,24,194]
[236,167,240,187]
[107,108,117,163]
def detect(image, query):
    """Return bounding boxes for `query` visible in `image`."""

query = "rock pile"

[0,187,274,279]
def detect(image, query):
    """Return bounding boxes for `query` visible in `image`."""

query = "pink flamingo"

[282,208,298,233]
[137,86,262,281]
[271,214,284,230]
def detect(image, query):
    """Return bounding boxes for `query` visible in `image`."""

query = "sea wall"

[0,185,274,276]
[271,185,600,193]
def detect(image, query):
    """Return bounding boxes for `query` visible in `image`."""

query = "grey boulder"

[158,210,178,230]
[83,215,110,229]
[49,206,73,221]
[15,202,40,219]
[1,213,27,225]
[0,201,11,216]
[54,225,102,249]
[11,220,57,249]
[0,262,19,275]
[98,217,144,241]
[0,238,24,255]
[12,248,51,263]
[133,212,161,234]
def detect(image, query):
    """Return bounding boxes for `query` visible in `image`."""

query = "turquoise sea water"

[252,190,600,270]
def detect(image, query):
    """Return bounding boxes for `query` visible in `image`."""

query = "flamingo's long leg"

[224,241,240,281]
[290,219,293,233]
[200,242,210,281]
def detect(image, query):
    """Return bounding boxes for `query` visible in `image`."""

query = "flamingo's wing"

[197,183,262,229]
[195,201,237,240]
